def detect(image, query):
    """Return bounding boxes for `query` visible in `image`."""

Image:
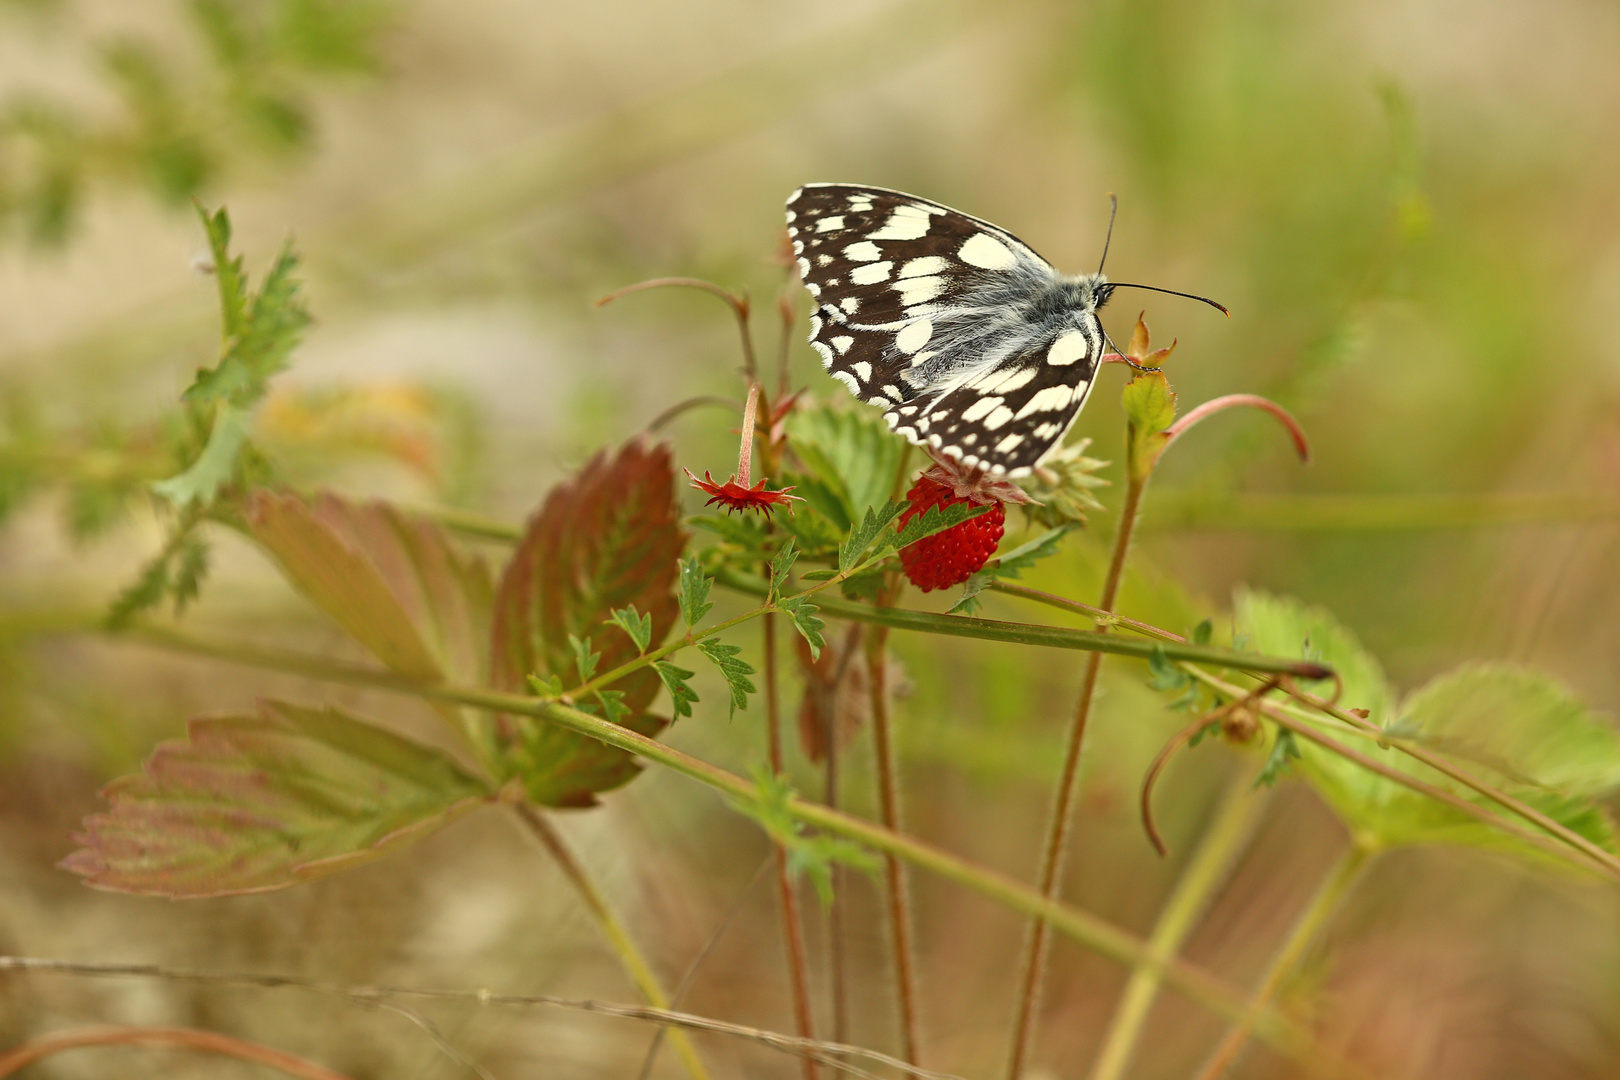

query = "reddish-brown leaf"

[490,438,685,807]
[60,701,493,898]
[247,491,493,686]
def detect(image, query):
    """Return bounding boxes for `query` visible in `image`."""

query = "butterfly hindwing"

[886,324,1103,475]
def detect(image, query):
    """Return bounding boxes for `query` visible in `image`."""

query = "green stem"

[1086,776,1272,1080]
[104,621,1361,1073]
[715,568,1330,678]
[1185,667,1620,881]
[1191,844,1373,1080]
[987,582,1185,641]
[1005,471,1147,1080]
[511,804,711,1080]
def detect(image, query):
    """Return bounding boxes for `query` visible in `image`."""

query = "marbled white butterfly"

[786,183,1222,478]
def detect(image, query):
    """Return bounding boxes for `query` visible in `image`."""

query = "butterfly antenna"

[1106,282,1230,316]
[1097,193,1118,275]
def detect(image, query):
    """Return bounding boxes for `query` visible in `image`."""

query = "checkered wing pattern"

[786,183,1107,477]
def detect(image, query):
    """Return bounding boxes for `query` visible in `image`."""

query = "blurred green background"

[2,0,1619,1077]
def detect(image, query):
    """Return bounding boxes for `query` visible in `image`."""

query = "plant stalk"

[106,621,1354,1065]
[867,618,922,1065]
[764,610,823,1080]
[1086,776,1272,1080]
[511,803,711,1080]
[1191,843,1373,1080]
[1004,472,1147,1080]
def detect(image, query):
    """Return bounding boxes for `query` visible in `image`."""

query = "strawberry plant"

[1,203,1618,1080]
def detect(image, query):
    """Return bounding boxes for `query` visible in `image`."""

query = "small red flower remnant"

[685,469,802,517]
[897,474,1007,592]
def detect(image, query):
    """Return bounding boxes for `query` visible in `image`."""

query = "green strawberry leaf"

[60,701,492,898]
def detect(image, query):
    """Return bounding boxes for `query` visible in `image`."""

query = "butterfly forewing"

[786,183,1107,477]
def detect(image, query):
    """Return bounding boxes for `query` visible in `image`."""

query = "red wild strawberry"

[897,475,1006,593]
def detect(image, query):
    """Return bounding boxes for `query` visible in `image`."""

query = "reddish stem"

[1162,394,1311,463]
[0,1026,356,1080]
[764,610,821,1080]
[737,382,762,486]
[867,618,922,1066]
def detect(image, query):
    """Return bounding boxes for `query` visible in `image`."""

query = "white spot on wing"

[895,319,933,354]
[840,297,860,314]
[994,432,1025,453]
[867,396,888,406]
[982,405,1015,431]
[813,341,835,364]
[896,275,946,307]
[852,360,872,381]
[832,336,854,355]
[843,241,882,261]
[961,396,1004,423]
[1032,422,1061,440]
[899,256,948,279]
[898,405,918,416]
[978,367,1037,394]
[1047,331,1090,366]
[816,254,833,266]
[869,210,931,242]
[816,216,845,232]
[1015,385,1072,419]
[808,315,823,335]
[959,232,1017,270]
[849,261,894,285]
[831,370,860,392]
[883,384,904,400]
[909,350,937,368]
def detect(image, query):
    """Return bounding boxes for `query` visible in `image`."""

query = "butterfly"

[785,183,1221,478]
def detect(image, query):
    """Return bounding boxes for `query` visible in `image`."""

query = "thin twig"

[0,957,960,1080]
[370,1002,500,1080]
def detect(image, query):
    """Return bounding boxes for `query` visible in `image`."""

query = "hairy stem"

[511,803,711,1080]
[867,618,922,1065]
[765,611,822,1080]
[0,1026,356,1080]
[1192,844,1373,1080]
[1005,473,1147,1080]
[1087,776,1272,1080]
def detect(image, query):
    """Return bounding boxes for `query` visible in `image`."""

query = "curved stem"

[1005,471,1146,1080]
[595,277,757,380]
[1191,844,1373,1080]
[0,1026,355,1080]
[1088,776,1272,1080]
[511,803,711,1080]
